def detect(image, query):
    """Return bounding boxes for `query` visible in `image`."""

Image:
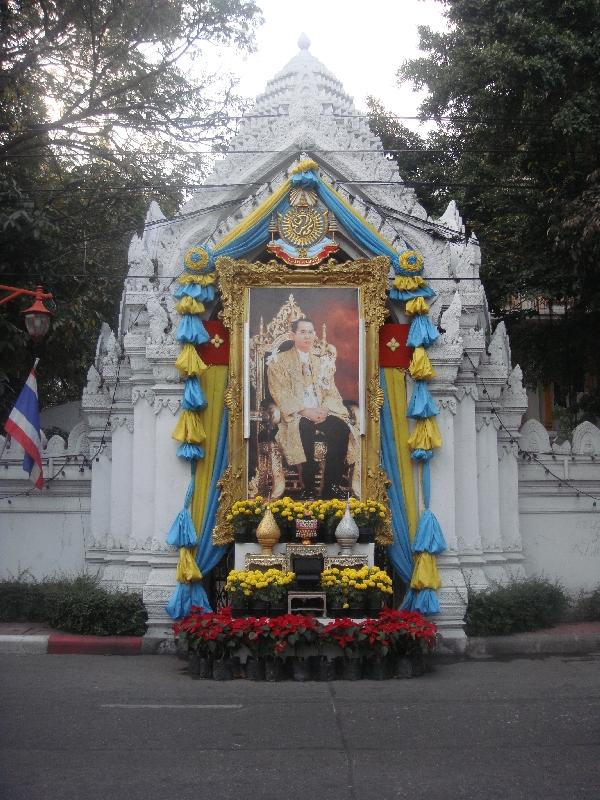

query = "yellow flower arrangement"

[226,568,295,603]
[226,497,265,530]
[321,566,393,606]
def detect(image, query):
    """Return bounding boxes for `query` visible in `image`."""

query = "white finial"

[298,32,310,50]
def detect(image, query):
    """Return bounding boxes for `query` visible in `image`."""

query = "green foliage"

[465,577,569,636]
[369,0,600,415]
[0,573,147,636]
[572,587,600,621]
[0,0,262,418]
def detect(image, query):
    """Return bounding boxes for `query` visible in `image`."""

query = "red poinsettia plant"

[260,614,320,659]
[377,609,438,653]
[321,618,366,660]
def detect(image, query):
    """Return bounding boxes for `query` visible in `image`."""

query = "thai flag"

[4,363,44,489]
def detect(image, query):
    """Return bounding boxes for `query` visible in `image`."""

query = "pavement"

[1,619,600,657]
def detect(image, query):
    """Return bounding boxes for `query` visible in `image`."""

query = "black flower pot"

[357,525,375,544]
[315,657,335,681]
[366,656,388,680]
[264,659,283,682]
[328,603,346,619]
[250,598,269,615]
[269,603,287,618]
[245,657,265,681]
[189,653,212,680]
[347,603,365,619]
[292,657,311,682]
[212,658,233,681]
[341,658,362,680]
[231,597,248,618]
[365,595,382,618]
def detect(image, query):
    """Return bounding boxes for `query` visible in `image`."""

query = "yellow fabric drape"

[177,272,217,286]
[393,275,428,291]
[175,297,205,315]
[407,418,442,451]
[176,547,202,582]
[214,180,292,250]
[409,347,436,380]
[384,368,418,539]
[410,553,441,590]
[320,178,397,251]
[172,410,206,444]
[405,297,430,316]
[175,344,207,377]
[190,365,228,533]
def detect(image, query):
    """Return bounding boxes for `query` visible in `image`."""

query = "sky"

[227,0,449,131]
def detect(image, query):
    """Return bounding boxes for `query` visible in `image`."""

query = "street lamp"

[0,284,54,341]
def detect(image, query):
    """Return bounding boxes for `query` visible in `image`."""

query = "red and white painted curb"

[0,634,143,655]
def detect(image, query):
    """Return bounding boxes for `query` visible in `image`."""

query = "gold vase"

[256,507,281,555]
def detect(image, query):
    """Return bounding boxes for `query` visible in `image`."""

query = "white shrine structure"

[2,37,599,651]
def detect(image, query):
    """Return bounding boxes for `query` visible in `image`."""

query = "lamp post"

[0,284,53,341]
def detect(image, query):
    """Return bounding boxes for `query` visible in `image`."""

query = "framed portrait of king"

[215,256,389,531]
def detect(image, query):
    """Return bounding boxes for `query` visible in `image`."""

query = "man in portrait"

[267,318,352,499]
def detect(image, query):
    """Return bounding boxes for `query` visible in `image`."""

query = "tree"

[370,0,600,423]
[0,0,261,418]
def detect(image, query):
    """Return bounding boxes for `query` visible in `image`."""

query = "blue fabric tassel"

[401,588,441,615]
[390,285,435,301]
[407,381,439,419]
[412,509,448,554]
[176,315,210,345]
[410,448,434,462]
[182,376,206,410]
[166,507,197,547]
[189,582,211,612]
[407,315,439,348]
[176,443,205,460]
[165,583,192,619]
[173,283,215,302]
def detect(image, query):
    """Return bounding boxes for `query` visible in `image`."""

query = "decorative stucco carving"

[519,419,551,453]
[131,387,156,406]
[571,421,600,456]
[110,415,134,433]
[153,396,180,416]
[501,365,528,408]
[145,294,172,344]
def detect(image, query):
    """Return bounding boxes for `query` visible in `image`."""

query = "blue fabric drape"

[165,410,229,619]
[182,377,207,411]
[406,315,440,348]
[412,509,447,554]
[176,443,205,461]
[173,283,215,302]
[165,464,197,547]
[380,371,413,583]
[176,315,210,345]
[407,381,439,419]
[401,588,441,615]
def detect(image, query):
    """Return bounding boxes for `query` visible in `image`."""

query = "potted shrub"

[322,618,366,680]
[264,570,295,617]
[226,497,265,543]
[364,567,394,616]
[225,570,251,617]
[264,614,320,681]
[321,567,346,617]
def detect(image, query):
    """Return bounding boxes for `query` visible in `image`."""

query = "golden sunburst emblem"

[279,207,327,248]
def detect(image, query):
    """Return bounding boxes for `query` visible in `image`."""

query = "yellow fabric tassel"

[405,297,430,316]
[172,410,206,444]
[175,547,202,583]
[191,366,228,534]
[175,344,207,377]
[175,297,205,315]
[410,553,441,590]
[409,347,436,380]
[408,418,442,451]
[393,275,428,291]
[383,369,418,539]
[215,179,291,250]
[291,159,320,174]
[177,273,217,286]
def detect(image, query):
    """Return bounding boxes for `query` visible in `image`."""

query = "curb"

[465,632,600,658]
[0,635,49,655]
[47,634,142,655]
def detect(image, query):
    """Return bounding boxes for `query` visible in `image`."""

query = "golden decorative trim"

[216,256,389,524]
[244,553,288,572]
[223,371,242,424]
[285,543,329,560]
[368,466,394,546]
[212,465,243,546]
[324,555,369,570]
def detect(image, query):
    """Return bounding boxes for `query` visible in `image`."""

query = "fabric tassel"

[407,315,440,348]
[175,344,207,377]
[173,283,215,303]
[402,588,441,615]
[177,272,216,286]
[165,583,192,620]
[166,507,197,547]
[175,547,202,583]
[390,285,436,301]
[407,381,439,419]
[182,376,206,410]
[410,552,441,590]
[409,347,436,380]
[410,448,434,462]
[172,409,206,444]
[405,297,430,315]
[393,275,428,292]
[176,315,210,345]
[412,509,448,554]
[176,442,205,460]
[176,296,205,315]
[407,417,442,451]
[189,582,212,612]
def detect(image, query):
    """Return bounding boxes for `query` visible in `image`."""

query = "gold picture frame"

[212,256,391,546]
